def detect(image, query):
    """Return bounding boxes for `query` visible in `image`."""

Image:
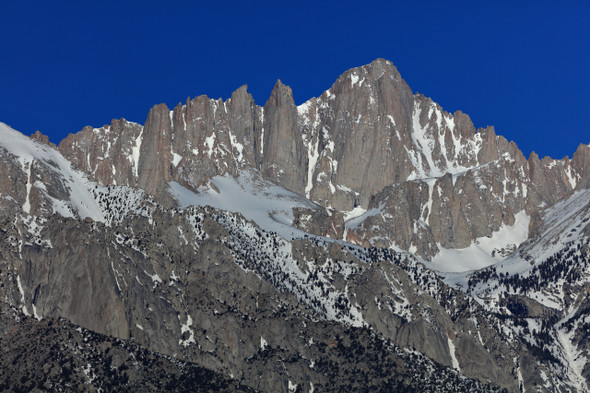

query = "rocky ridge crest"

[58,58,590,259]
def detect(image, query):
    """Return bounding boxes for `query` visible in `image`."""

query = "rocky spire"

[261,80,306,194]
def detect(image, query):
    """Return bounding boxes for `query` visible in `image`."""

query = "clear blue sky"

[1,1,588,159]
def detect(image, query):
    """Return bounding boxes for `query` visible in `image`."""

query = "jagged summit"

[53,58,590,260]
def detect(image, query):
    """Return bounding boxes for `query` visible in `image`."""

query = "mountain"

[57,58,590,260]
[1,58,589,392]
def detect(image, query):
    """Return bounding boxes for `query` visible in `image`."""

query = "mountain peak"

[265,79,295,108]
[342,57,403,85]
[30,130,56,148]
[366,57,399,71]
[231,84,249,96]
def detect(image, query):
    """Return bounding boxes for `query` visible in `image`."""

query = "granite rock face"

[261,80,307,194]
[59,119,144,188]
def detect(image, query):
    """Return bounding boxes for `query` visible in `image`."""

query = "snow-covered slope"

[521,188,590,263]
[0,122,152,225]
[469,188,590,291]
[0,122,105,221]
[428,211,530,274]
[168,170,318,240]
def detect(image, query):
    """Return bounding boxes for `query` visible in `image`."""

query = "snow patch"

[172,153,182,167]
[344,203,386,230]
[205,132,216,157]
[32,304,42,320]
[514,357,525,392]
[518,189,590,266]
[144,270,163,288]
[342,206,367,222]
[131,127,144,178]
[22,161,33,213]
[16,275,29,316]
[556,313,589,391]
[305,133,319,199]
[169,170,316,240]
[260,335,268,350]
[429,211,530,273]
[179,314,195,347]
[297,100,311,116]
[448,336,460,371]
[229,132,244,163]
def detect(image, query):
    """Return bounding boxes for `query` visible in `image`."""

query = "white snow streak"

[131,127,144,178]
[260,335,268,350]
[448,336,460,371]
[22,161,33,213]
[16,275,29,316]
[305,133,319,199]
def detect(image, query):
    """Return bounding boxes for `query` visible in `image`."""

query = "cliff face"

[58,58,590,259]
[58,118,144,188]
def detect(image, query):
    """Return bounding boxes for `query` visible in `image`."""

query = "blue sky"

[1,1,588,159]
